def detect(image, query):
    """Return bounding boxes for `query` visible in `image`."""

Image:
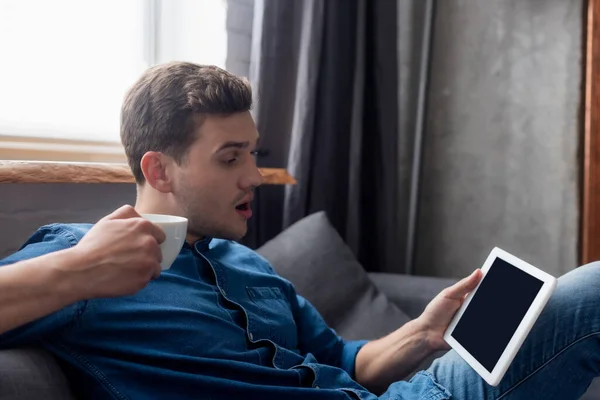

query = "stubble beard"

[180,194,245,242]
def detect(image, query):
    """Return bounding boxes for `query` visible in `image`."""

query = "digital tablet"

[443,247,557,387]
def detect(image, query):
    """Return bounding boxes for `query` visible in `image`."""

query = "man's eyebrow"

[215,137,260,153]
[215,141,250,152]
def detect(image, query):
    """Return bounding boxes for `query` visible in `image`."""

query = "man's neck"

[134,186,199,244]
[134,185,177,216]
[135,188,205,245]
[185,233,204,245]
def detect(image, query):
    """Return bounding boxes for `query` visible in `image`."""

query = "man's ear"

[140,151,175,193]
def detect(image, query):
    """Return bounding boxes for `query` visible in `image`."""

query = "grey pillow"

[0,348,75,400]
[257,211,411,340]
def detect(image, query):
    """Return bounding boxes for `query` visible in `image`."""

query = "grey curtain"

[243,0,402,273]
[231,0,582,278]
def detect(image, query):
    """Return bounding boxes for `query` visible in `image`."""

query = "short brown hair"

[121,62,253,183]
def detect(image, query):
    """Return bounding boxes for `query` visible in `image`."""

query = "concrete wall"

[0,184,135,259]
[414,0,583,278]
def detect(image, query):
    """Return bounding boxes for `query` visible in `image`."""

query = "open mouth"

[235,195,253,220]
[235,203,249,211]
[235,202,252,219]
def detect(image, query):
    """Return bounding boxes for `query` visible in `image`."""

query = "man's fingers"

[143,221,166,244]
[103,205,141,221]
[103,207,166,243]
[151,263,162,280]
[444,269,483,300]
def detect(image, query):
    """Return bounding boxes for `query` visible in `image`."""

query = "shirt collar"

[188,236,213,254]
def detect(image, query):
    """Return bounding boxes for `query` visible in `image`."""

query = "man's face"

[171,111,263,241]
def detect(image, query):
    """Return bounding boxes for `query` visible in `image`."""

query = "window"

[0,0,227,161]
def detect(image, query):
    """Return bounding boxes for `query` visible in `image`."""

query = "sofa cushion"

[0,347,75,400]
[257,211,411,340]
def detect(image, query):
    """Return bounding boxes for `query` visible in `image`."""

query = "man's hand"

[0,205,167,335]
[417,269,483,351]
[61,205,166,300]
[355,269,483,393]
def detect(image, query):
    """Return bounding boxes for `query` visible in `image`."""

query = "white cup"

[141,214,188,270]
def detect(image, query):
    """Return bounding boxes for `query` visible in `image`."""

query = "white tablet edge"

[442,247,557,387]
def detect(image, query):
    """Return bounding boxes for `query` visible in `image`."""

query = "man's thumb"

[445,269,483,300]
[103,205,141,221]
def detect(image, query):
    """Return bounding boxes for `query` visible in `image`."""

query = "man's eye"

[250,151,259,157]
[226,158,237,164]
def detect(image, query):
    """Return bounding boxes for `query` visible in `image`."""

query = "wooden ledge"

[0,161,296,185]
[583,0,600,263]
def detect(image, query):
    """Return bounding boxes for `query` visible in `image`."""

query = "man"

[0,62,598,399]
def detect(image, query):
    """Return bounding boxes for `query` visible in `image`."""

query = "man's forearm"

[354,319,435,394]
[0,248,84,335]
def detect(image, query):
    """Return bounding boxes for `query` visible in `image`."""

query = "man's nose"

[241,166,264,190]
[253,167,265,188]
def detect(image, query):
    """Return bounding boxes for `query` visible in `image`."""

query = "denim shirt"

[0,224,451,400]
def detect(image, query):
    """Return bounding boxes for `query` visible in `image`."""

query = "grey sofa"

[0,212,598,399]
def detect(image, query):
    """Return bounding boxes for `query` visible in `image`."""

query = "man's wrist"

[413,316,446,353]
[354,318,436,392]
[45,247,90,304]
[401,318,436,353]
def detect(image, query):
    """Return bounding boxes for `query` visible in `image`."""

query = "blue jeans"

[418,261,600,399]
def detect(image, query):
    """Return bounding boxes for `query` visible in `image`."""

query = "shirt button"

[249,333,254,341]
[315,386,320,389]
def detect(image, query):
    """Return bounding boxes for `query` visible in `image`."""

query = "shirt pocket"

[245,286,297,348]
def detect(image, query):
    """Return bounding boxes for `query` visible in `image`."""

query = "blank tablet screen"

[450,258,544,372]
